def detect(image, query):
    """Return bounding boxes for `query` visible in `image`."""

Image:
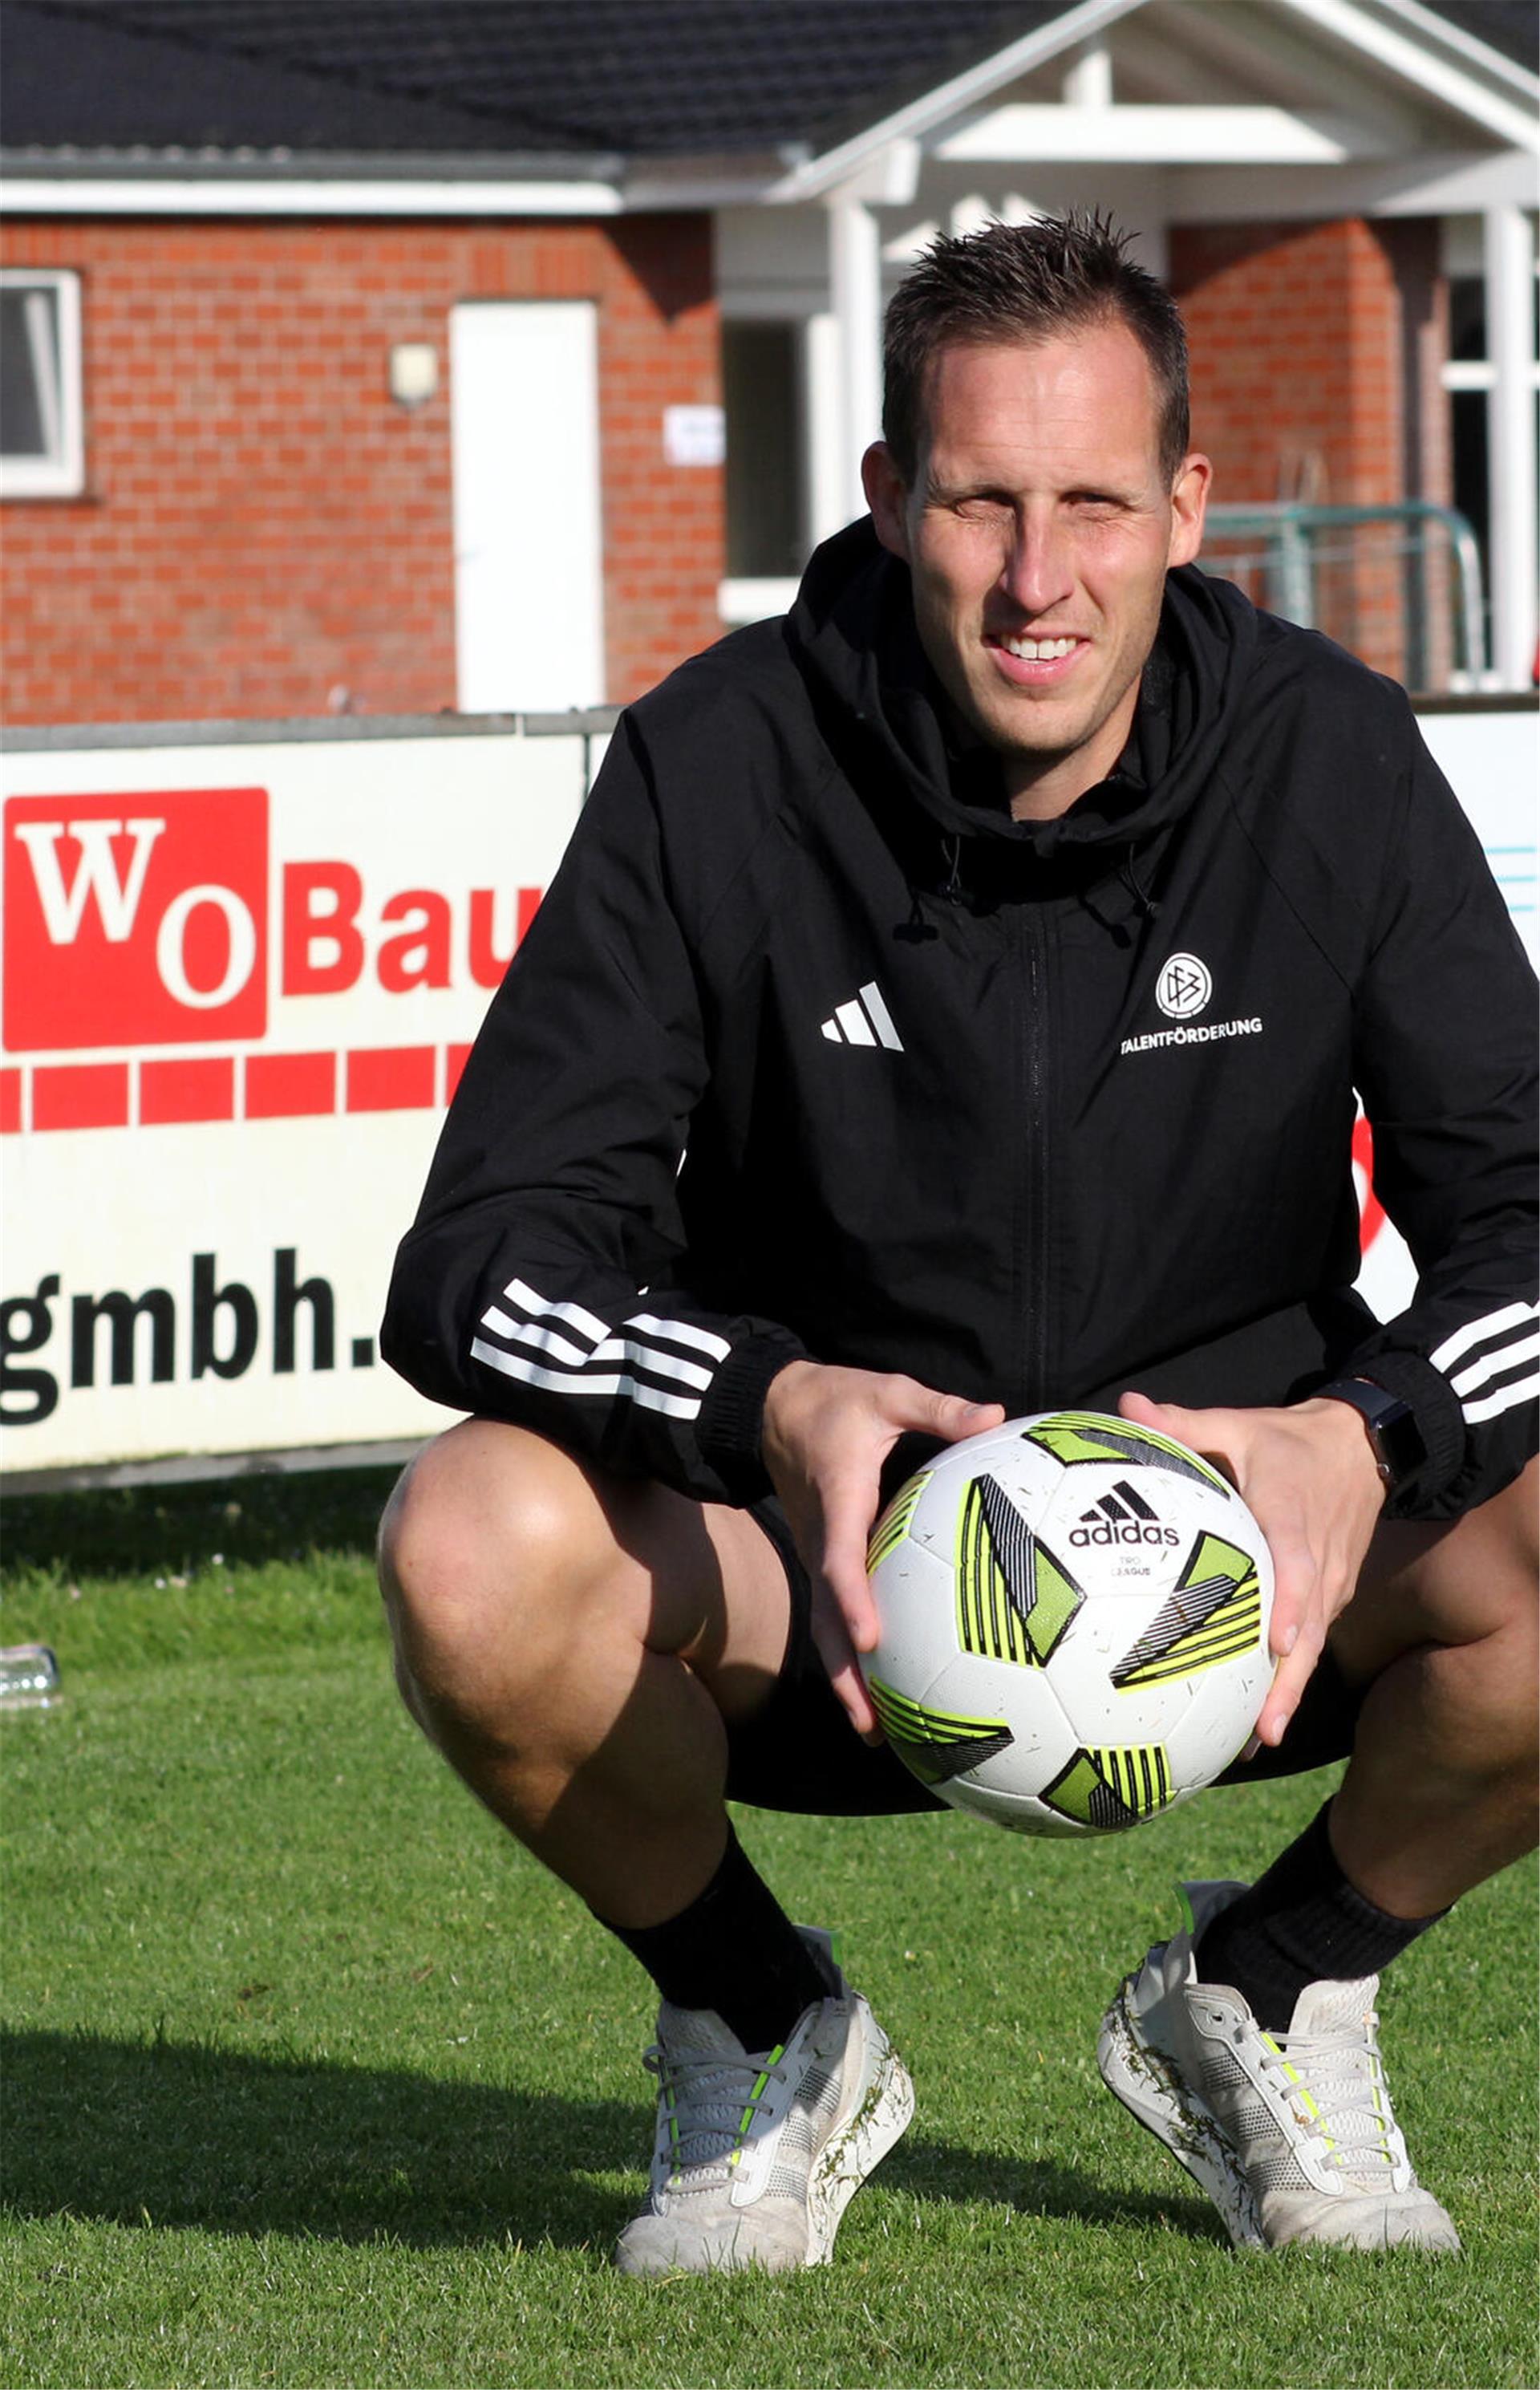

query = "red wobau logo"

[4,791,270,1050]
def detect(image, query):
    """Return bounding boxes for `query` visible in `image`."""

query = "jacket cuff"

[695,1331,810,1503]
[1335,1345,1467,1516]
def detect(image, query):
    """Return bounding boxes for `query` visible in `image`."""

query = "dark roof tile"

[0,1,1076,157]
[1429,1,1536,75]
[3,0,1532,163]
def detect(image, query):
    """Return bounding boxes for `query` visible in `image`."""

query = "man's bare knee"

[379,1418,615,1730]
[1339,1455,1539,1676]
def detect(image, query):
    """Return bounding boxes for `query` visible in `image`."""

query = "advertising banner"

[1,720,598,1481]
[1354,703,1538,1321]
[2,702,1534,1483]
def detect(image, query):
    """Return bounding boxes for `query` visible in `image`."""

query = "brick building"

[2,213,720,720]
[3,0,1536,723]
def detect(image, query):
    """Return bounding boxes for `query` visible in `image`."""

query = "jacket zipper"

[1020,907,1052,1407]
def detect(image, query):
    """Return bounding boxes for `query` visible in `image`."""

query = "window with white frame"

[723,320,805,582]
[1,270,84,497]
[717,298,849,627]
[1440,217,1540,684]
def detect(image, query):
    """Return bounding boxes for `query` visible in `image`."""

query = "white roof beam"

[1141,0,1381,112]
[1172,149,1538,219]
[1270,0,1540,148]
[768,0,1141,201]
[0,176,624,217]
[935,103,1394,165]
[1376,0,1540,96]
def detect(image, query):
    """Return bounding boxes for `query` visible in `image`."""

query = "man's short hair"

[881,209,1191,487]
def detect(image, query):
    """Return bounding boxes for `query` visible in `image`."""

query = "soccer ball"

[861,1409,1275,1836]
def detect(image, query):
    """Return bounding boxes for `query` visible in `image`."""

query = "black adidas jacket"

[383,523,1538,1520]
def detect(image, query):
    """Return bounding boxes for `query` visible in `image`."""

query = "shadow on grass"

[1,1467,402,1580]
[0,2026,1218,2250]
[881,2131,1222,2245]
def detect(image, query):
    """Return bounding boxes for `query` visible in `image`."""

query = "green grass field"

[2,1469,1535,2390]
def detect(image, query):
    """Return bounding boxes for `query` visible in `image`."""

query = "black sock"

[596,1825,839,2053]
[1194,1799,1449,2034]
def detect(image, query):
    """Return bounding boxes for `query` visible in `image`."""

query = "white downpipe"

[1484,206,1538,690]
[829,192,884,526]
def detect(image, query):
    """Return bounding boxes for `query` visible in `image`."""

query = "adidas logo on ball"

[1069,1482,1180,1548]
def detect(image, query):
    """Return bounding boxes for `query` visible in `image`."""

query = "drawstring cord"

[1120,845,1161,919]
[898,834,961,942]
[1079,881,1132,948]
[900,834,962,939]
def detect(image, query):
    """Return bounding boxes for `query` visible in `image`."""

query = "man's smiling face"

[864,319,1210,820]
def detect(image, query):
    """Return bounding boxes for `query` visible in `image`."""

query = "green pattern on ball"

[866,1675,1015,1786]
[866,1470,930,1575]
[1041,1743,1173,1830]
[1023,1410,1233,1497]
[1112,1530,1264,1687]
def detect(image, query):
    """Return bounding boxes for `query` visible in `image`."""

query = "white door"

[450,301,605,712]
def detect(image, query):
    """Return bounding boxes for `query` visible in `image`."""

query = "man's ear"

[1166,452,1212,570]
[861,442,912,561]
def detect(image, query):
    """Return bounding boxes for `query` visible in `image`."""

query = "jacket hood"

[786,517,1257,862]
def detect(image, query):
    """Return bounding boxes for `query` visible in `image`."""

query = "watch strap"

[1317,1376,1427,1498]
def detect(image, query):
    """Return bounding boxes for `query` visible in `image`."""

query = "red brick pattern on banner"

[140,1054,237,1123]
[245,1050,338,1119]
[9,1042,467,1127]
[1,217,723,724]
[346,1045,437,1112]
[32,1061,130,1130]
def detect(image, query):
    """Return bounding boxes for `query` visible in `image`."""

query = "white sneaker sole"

[806,2040,915,2264]
[1097,1970,1266,2251]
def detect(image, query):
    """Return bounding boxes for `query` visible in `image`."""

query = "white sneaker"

[614,1929,914,2276]
[1098,1879,1460,2253]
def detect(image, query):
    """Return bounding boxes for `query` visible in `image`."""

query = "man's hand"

[763,1361,1005,1739]
[1118,1389,1385,1749]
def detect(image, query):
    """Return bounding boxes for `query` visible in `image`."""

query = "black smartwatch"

[1317,1377,1427,1499]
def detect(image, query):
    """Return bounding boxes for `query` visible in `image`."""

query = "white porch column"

[828,189,884,525]
[804,310,847,547]
[1484,205,1538,689]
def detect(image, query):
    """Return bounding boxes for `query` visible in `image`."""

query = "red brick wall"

[1169,216,1448,680]
[1,215,724,724]
[1170,217,1408,506]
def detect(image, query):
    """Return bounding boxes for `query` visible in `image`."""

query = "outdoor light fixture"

[389,342,440,407]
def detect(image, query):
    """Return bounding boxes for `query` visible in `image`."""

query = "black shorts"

[723,1295,1372,1818]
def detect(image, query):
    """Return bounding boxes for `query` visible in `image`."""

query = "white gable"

[771,0,1537,204]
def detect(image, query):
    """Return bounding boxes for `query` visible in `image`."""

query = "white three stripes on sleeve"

[470,1275,731,1421]
[1429,1298,1540,1426]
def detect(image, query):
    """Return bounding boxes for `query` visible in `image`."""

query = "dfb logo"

[3,789,269,1051]
[1155,952,1213,1021]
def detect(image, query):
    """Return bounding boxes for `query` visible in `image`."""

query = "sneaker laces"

[1257,1999,1406,2188]
[644,2042,789,2189]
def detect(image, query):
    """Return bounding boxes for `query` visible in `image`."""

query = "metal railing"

[1200,501,1487,692]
